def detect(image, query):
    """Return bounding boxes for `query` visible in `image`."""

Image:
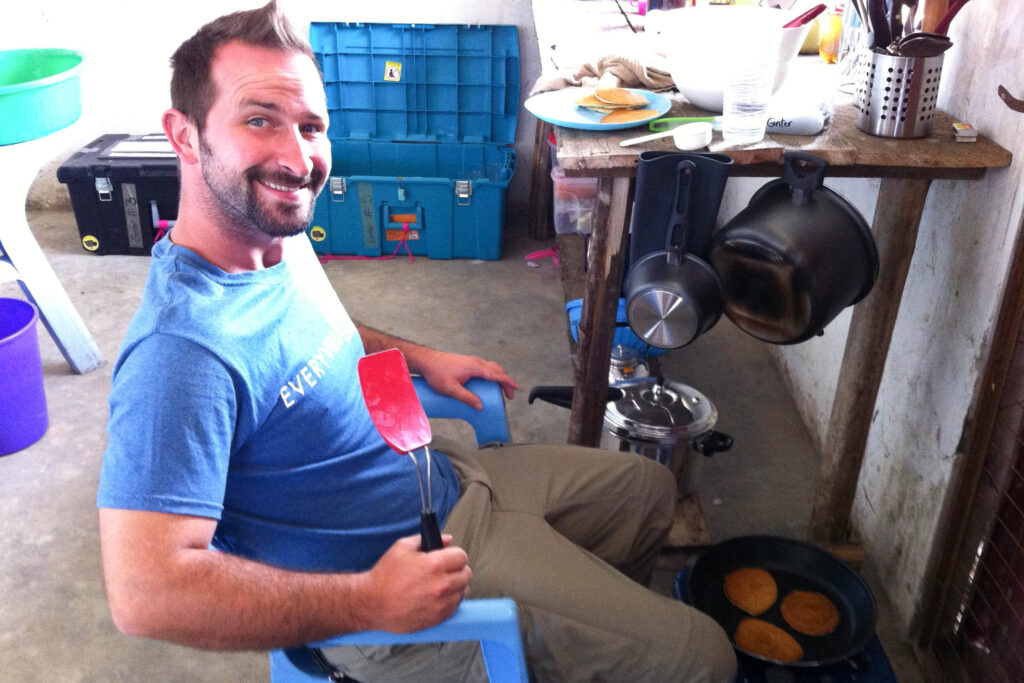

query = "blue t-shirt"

[97,234,458,572]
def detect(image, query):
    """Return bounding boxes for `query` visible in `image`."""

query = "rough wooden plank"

[567,176,632,447]
[528,119,555,240]
[808,177,933,543]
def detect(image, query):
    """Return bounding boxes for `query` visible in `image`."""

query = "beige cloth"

[325,439,736,682]
[531,53,676,95]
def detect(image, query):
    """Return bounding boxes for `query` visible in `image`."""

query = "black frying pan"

[687,535,877,667]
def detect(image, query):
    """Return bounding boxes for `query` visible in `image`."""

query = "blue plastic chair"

[268,377,526,682]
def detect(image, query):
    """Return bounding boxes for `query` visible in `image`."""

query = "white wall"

[7,0,540,222]
[714,0,1024,630]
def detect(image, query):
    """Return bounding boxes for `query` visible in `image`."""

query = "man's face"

[197,41,330,239]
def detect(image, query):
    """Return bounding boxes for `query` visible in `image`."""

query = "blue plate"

[525,88,671,131]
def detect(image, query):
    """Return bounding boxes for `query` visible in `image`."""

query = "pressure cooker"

[529,377,732,496]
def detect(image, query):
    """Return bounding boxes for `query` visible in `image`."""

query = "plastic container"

[551,167,598,234]
[307,23,519,260]
[0,298,48,456]
[0,48,84,145]
[566,298,667,358]
[57,134,180,255]
[818,4,844,64]
[722,20,782,144]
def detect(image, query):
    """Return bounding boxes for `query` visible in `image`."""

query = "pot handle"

[664,159,698,255]
[693,430,733,456]
[782,151,829,207]
[528,385,625,410]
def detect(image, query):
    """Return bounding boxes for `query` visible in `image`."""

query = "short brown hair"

[169,1,318,131]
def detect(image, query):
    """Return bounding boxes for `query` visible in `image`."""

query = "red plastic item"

[357,349,431,454]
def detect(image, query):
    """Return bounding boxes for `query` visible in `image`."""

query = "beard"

[197,135,326,239]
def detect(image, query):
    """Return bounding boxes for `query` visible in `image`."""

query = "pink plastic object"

[357,349,431,454]
[783,2,827,28]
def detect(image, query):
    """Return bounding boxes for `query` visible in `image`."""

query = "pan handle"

[420,510,444,551]
[694,430,733,456]
[664,159,697,254]
[528,385,625,410]
[782,151,829,207]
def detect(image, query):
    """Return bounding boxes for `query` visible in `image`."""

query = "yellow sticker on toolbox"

[81,235,100,251]
[384,61,402,82]
[309,225,327,242]
[387,229,419,241]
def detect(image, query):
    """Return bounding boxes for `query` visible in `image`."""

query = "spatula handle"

[420,510,443,552]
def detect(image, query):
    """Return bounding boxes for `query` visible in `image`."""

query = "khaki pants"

[326,440,736,683]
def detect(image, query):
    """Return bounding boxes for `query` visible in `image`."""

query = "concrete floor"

[1,209,924,681]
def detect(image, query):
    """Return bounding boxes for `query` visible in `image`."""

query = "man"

[97,3,736,681]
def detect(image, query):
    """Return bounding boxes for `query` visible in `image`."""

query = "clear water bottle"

[722,26,782,145]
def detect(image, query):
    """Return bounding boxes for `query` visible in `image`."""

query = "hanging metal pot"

[708,152,879,344]
[623,159,726,349]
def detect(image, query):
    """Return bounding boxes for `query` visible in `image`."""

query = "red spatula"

[357,349,443,551]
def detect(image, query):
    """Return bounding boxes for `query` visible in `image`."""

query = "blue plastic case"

[308,23,519,260]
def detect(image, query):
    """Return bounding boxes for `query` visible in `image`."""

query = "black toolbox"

[57,133,179,255]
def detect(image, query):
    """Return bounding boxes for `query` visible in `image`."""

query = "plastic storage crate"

[307,22,518,260]
[56,133,179,255]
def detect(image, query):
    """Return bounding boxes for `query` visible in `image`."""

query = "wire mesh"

[935,320,1024,681]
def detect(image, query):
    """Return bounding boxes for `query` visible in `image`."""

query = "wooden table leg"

[567,175,633,446]
[809,177,933,542]
[528,120,554,241]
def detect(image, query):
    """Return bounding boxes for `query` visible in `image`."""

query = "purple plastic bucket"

[0,298,48,455]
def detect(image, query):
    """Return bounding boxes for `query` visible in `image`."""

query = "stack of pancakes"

[575,86,656,124]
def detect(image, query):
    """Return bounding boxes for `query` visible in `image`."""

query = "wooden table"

[531,0,1012,543]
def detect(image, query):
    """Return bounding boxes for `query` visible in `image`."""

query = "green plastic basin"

[0,48,84,145]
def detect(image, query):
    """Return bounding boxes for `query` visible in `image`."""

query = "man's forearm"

[101,512,371,650]
[100,510,469,651]
[355,322,438,374]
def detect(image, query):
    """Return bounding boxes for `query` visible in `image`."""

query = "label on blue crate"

[309,225,327,243]
[384,61,402,82]
[386,229,419,241]
[357,183,378,248]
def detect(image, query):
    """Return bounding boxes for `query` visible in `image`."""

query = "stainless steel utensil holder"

[855,50,944,138]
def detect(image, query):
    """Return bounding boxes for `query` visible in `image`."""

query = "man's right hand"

[356,534,472,633]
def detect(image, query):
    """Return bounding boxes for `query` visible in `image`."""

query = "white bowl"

[647,6,813,113]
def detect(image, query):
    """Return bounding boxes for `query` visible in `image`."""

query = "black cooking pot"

[685,535,877,667]
[708,152,879,344]
[623,159,726,349]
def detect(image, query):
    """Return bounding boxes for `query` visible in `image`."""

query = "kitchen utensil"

[887,0,905,48]
[357,349,443,552]
[686,535,877,666]
[655,6,813,113]
[619,121,713,150]
[783,3,827,28]
[628,151,733,265]
[649,116,720,132]
[528,377,733,495]
[624,156,729,348]
[897,32,953,57]
[934,0,970,34]
[865,0,891,49]
[708,152,878,344]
